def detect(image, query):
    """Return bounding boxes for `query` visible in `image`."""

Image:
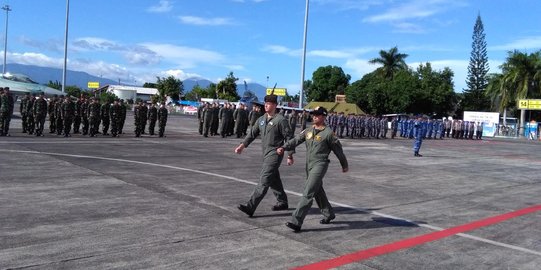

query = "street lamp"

[2,5,11,75]
[61,0,70,94]
[299,0,309,109]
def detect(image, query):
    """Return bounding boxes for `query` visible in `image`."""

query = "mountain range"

[0,63,268,100]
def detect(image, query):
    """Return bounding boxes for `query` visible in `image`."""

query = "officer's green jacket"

[282,125,348,171]
[242,113,292,160]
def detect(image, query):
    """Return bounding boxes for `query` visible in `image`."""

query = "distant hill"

[1,63,268,100]
[1,63,117,89]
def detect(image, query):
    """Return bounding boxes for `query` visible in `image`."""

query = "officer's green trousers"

[247,154,288,211]
[291,160,334,227]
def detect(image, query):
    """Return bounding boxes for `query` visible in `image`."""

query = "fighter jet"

[0,73,63,97]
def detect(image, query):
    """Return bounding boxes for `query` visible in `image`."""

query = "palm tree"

[501,50,541,99]
[369,47,409,79]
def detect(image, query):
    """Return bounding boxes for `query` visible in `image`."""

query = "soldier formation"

[0,91,169,138]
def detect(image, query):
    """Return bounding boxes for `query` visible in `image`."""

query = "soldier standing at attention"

[202,102,212,137]
[20,92,30,133]
[158,102,168,137]
[48,95,57,133]
[110,99,122,137]
[413,115,426,157]
[211,102,220,136]
[81,96,90,135]
[119,99,127,134]
[300,110,308,130]
[277,106,348,232]
[100,100,111,136]
[134,101,144,137]
[197,103,204,135]
[147,102,158,136]
[140,102,148,134]
[33,92,48,137]
[26,93,36,135]
[62,96,75,137]
[88,98,101,137]
[234,94,292,217]
[219,103,230,138]
[55,96,64,135]
[0,88,7,136]
[73,95,84,134]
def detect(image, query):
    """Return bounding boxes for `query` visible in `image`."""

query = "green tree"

[462,14,491,111]
[46,80,62,90]
[485,73,513,113]
[368,46,408,79]
[65,85,83,98]
[216,72,240,101]
[305,65,350,102]
[156,76,183,103]
[184,84,216,100]
[99,91,118,104]
[143,82,157,88]
[501,50,541,99]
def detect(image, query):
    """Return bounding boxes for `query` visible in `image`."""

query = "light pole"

[61,0,70,94]
[2,5,11,75]
[299,0,309,109]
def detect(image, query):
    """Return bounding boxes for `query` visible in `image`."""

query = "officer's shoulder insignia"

[306,131,313,140]
[315,135,322,141]
[259,120,265,126]
[269,121,274,126]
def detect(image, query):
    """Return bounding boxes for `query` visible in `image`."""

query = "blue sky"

[2,0,541,95]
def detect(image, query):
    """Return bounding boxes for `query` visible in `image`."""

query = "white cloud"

[489,36,541,51]
[8,52,63,67]
[261,45,300,57]
[225,64,245,71]
[344,58,377,78]
[263,45,376,59]
[147,0,173,13]
[179,16,235,26]
[313,0,382,11]
[140,43,225,69]
[161,69,203,81]
[72,37,124,51]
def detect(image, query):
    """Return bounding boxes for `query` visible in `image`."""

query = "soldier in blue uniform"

[413,116,426,157]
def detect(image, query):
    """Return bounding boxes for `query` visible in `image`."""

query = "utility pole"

[299,0,309,109]
[2,5,11,74]
[62,0,70,93]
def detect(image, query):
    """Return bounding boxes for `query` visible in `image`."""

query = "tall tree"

[216,72,240,101]
[501,50,541,99]
[462,14,490,111]
[156,76,183,102]
[368,47,408,79]
[305,65,350,102]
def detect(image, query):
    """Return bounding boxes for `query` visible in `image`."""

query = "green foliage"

[65,85,83,98]
[184,84,217,100]
[46,80,62,90]
[462,14,491,111]
[305,65,350,102]
[485,50,541,115]
[346,63,457,116]
[216,72,240,101]
[368,47,408,79]
[99,91,118,104]
[143,82,157,88]
[156,76,183,103]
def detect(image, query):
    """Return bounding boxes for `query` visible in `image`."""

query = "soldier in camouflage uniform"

[0,88,7,136]
[81,96,90,135]
[277,106,348,232]
[219,103,230,138]
[119,99,127,134]
[48,95,57,133]
[134,101,144,137]
[0,87,14,136]
[158,102,168,137]
[62,96,75,137]
[235,94,292,217]
[88,97,101,137]
[110,99,122,137]
[202,102,212,137]
[26,93,36,135]
[73,95,84,134]
[20,93,30,133]
[147,103,158,136]
[100,100,111,136]
[33,92,48,137]
[140,103,148,134]
[55,96,64,135]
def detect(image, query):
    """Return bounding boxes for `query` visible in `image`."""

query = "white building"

[99,85,158,101]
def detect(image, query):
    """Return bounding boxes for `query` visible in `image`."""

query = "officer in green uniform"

[277,106,348,232]
[26,93,36,135]
[158,102,168,137]
[235,94,293,217]
[62,96,75,137]
[147,103,158,135]
[110,99,122,137]
[20,93,30,133]
[88,97,101,137]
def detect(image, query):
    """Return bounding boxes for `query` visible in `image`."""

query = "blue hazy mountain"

[1,63,268,100]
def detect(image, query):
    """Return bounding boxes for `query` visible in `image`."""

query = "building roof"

[304,101,365,115]
[104,85,158,95]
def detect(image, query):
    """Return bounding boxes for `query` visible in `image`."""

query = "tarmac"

[1,112,541,270]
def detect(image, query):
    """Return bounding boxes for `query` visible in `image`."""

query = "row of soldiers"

[19,94,128,137]
[133,100,169,137]
[17,93,168,138]
[197,102,311,139]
